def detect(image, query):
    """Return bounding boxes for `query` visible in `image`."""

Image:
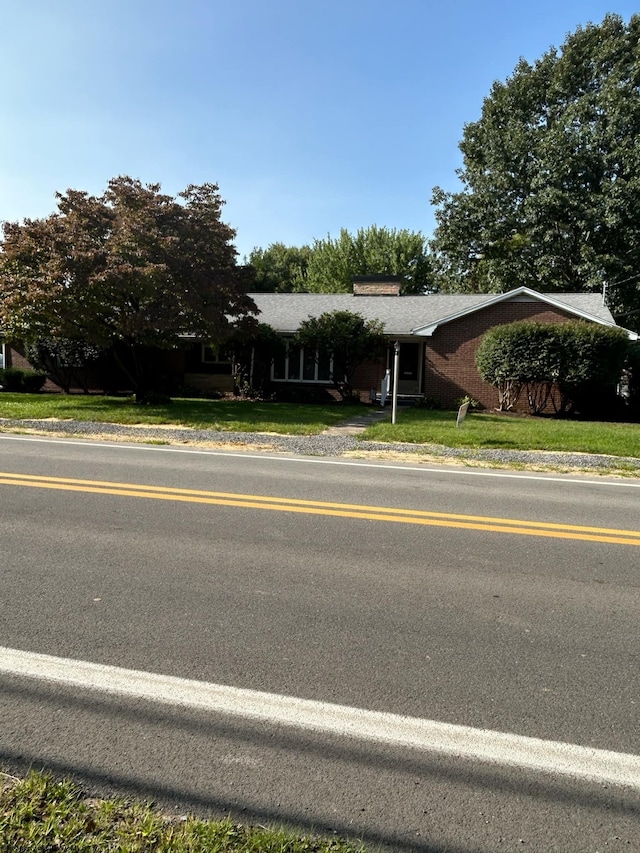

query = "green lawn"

[1,393,639,457]
[361,408,640,458]
[0,393,363,436]
[0,771,364,853]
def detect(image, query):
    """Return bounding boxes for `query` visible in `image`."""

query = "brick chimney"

[352,275,402,296]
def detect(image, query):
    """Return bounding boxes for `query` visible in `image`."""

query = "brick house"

[245,282,637,410]
[2,282,636,407]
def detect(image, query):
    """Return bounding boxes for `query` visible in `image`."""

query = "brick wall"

[351,357,387,401]
[425,302,579,410]
[6,345,29,370]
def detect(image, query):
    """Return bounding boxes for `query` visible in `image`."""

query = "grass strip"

[1,393,638,458]
[0,394,363,436]
[0,771,365,853]
[361,409,640,459]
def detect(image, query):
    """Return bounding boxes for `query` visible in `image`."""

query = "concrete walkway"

[322,406,390,435]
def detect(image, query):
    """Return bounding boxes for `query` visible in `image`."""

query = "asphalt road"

[1,433,639,852]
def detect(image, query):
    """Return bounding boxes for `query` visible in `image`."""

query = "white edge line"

[1,645,639,791]
[1,432,639,488]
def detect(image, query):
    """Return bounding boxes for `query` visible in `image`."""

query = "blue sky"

[2,1,638,259]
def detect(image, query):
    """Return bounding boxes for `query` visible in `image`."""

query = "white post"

[392,340,400,425]
[380,369,390,407]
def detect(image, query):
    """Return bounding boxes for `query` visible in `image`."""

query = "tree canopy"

[249,226,434,294]
[248,243,311,292]
[306,226,433,294]
[431,14,640,331]
[0,176,256,399]
[295,310,385,400]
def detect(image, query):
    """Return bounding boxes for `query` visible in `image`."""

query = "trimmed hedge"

[476,321,630,416]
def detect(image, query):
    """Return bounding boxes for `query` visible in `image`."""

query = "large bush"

[0,367,47,392]
[555,323,632,416]
[476,321,630,416]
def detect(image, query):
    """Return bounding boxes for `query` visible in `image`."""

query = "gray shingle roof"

[248,288,620,336]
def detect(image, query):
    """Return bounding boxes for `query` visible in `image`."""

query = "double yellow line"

[1,471,639,546]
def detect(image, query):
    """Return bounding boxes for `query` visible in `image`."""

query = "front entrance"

[389,342,422,395]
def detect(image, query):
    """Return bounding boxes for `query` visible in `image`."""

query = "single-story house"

[2,279,637,409]
[231,280,637,409]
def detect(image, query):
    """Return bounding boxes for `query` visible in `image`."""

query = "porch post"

[392,340,400,425]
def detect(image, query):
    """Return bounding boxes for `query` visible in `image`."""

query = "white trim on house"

[411,287,639,340]
[271,340,334,384]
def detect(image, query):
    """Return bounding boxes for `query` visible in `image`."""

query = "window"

[272,340,333,383]
[200,344,232,375]
[202,344,229,364]
[0,342,4,370]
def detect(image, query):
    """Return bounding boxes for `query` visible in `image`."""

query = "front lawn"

[1,394,638,457]
[361,408,640,458]
[0,394,363,436]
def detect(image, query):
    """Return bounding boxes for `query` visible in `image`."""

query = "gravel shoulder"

[1,417,640,477]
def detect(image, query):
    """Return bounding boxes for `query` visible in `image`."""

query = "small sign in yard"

[456,400,470,427]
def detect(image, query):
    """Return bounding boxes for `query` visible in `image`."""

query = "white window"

[0,342,4,370]
[272,341,333,383]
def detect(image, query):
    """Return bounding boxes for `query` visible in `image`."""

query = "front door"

[390,342,421,394]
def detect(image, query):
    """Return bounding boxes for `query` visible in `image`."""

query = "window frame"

[271,339,333,384]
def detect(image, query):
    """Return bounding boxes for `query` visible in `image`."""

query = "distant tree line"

[248,226,433,295]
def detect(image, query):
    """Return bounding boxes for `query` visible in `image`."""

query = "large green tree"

[248,242,312,292]
[306,226,433,294]
[431,14,640,330]
[0,177,256,400]
[249,227,433,294]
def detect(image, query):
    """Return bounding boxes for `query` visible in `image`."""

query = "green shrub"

[0,368,26,391]
[476,320,630,416]
[475,321,558,412]
[554,323,630,416]
[22,371,47,393]
[0,367,47,392]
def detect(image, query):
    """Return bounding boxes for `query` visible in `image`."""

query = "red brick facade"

[424,302,577,410]
[5,345,31,371]
[271,303,586,406]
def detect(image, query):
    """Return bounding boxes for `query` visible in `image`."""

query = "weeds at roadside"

[0,771,366,853]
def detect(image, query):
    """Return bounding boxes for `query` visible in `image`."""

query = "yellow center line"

[1,471,639,546]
